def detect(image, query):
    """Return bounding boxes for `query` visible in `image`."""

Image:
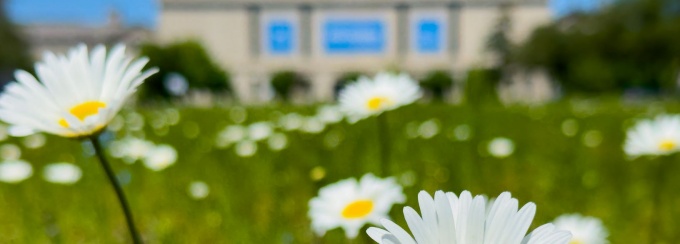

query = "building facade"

[157,0,552,102]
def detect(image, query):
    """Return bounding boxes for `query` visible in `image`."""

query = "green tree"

[515,0,680,95]
[0,0,32,82]
[139,41,231,101]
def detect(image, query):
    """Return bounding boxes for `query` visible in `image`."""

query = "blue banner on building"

[416,19,441,53]
[267,20,295,55]
[323,19,386,54]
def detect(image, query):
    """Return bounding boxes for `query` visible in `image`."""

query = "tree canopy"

[0,1,32,82]
[514,0,680,95]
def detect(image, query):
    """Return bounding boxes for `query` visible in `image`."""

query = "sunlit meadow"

[1,100,679,243]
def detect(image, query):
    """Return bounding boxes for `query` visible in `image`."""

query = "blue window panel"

[417,19,441,53]
[323,20,385,54]
[268,21,294,55]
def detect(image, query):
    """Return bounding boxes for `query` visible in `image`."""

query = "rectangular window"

[323,19,386,54]
[409,9,448,55]
[416,20,441,53]
[268,21,294,54]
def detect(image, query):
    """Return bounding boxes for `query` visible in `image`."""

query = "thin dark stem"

[376,112,391,176]
[90,136,143,244]
[649,158,668,243]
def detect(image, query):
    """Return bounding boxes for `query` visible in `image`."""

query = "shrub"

[420,70,454,101]
[271,71,309,102]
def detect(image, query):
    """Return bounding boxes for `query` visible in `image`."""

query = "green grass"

[2,100,680,243]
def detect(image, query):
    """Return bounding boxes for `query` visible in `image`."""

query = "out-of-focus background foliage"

[1,0,680,243]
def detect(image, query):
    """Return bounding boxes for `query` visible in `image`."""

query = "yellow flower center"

[366,96,391,111]
[341,200,374,219]
[569,240,584,244]
[58,101,107,127]
[659,140,677,152]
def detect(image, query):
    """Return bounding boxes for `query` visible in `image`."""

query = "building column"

[310,72,336,102]
[232,72,255,103]
[247,5,261,58]
[448,3,461,58]
[396,3,410,61]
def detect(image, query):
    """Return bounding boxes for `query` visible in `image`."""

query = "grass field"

[1,100,679,243]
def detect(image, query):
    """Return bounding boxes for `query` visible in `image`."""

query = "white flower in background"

[267,133,288,151]
[188,181,210,199]
[0,44,157,138]
[309,173,406,238]
[452,124,472,141]
[553,214,608,244]
[367,190,572,244]
[229,106,247,124]
[22,133,47,149]
[125,112,145,132]
[235,140,258,157]
[488,137,515,158]
[0,144,21,160]
[43,163,82,185]
[582,130,603,148]
[0,160,33,183]
[143,144,177,171]
[279,113,304,131]
[301,117,326,134]
[248,122,274,141]
[110,137,155,163]
[317,105,344,124]
[338,72,422,122]
[107,115,125,132]
[624,115,680,157]
[418,119,440,139]
[216,125,247,148]
[561,119,579,137]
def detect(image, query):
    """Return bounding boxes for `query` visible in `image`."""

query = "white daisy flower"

[488,137,515,158]
[248,122,274,141]
[235,140,258,157]
[624,115,680,157]
[279,113,304,131]
[267,132,288,151]
[216,125,247,148]
[0,143,21,160]
[338,72,421,122]
[0,159,33,183]
[110,137,155,163]
[553,214,608,244]
[0,44,158,138]
[142,144,177,171]
[309,173,406,239]
[43,163,82,185]
[188,181,210,199]
[317,105,344,124]
[22,133,47,149]
[366,190,572,244]
[301,117,326,134]
[418,119,440,139]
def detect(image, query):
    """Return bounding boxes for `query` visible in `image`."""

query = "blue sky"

[4,0,159,28]
[3,0,602,29]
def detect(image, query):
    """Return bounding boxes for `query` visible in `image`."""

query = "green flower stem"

[90,136,143,244]
[376,112,391,176]
[649,157,670,243]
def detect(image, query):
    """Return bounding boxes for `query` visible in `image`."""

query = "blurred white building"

[18,12,151,59]
[159,0,551,102]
